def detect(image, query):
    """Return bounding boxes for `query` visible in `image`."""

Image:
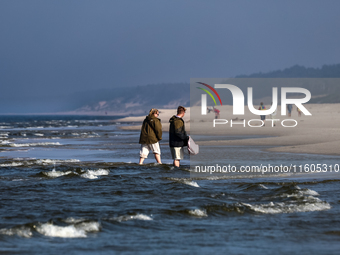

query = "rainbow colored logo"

[196,82,223,106]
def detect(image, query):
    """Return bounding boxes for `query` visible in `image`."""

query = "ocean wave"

[70,132,100,137]
[266,185,321,202]
[168,178,200,188]
[237,183,269,191]
[0,226,32,238]
[300,188,319,196]
[43,170,73,178]
[188,209,208,217]
[80,169,110,179]
[259,184,268,189]
[36,221,100,238]
[0,158,81,168]
[241,201,331,214]
[0,132,9,137]
[40,167,109,179]
[183,180,200,187]
[278,189,320,200]
[12,178,29,181]
[25,126,44,129]
[0,162,24,167]
[63,217,87,224]
[0,219,100,239]
[36,159,80,165]
[111,214,153,222]
[8,142,61,147]
[243,184,329,213]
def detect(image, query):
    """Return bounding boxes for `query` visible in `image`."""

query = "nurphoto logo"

[196,82,312,128]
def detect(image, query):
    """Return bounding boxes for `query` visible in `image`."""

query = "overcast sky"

[1,0,339,98]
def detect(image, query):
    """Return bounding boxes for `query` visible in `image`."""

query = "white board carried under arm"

[187,136,199,155]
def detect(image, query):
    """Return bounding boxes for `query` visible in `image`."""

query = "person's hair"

[177,106,186,115]
[149,108,159,116]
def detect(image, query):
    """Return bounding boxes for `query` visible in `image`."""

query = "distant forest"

[1,64,339,113]
[75,63,340,114]
[235,63,340,103]
[58,63,340,113]
[236,63,340,78]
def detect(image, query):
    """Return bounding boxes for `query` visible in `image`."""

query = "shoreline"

[116,104,340,156]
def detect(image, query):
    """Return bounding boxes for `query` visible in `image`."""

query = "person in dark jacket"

[139,108,162,164]
[169,106,189,167]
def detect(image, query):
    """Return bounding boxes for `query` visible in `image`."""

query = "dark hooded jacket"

[139,115,162,144]
[169,115,189,147]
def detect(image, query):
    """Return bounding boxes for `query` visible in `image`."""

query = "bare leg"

[139,157,145,165]
[154,154,162,164]
[173,160,180,167]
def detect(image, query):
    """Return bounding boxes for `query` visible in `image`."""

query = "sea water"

[0,115,340,254]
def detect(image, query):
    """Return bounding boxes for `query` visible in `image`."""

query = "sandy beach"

[116,104,340,156]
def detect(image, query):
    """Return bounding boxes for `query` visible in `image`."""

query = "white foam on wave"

[242,201,331,214]
[80,173,98,179]
[36,159,80,165]
[1,158,80,168]
[75,222,101,232]
[63,217,87,224]
[36,221,100,238]
[0,226,32,238]
[259,184,268,189]
[169,178,200,188]
[301,189,319,196]
[80,169,110,179]
[113,214,153,222]
[34,133,44,136]
[0,132,9,137]
[183,180,200,187]
[9,142,61,147]
[188,209,208,217]
[0,162,24,167]
[87,169,109,176]
[279,188,320,200]
[43,170,73,178]
[25,126,44,129]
